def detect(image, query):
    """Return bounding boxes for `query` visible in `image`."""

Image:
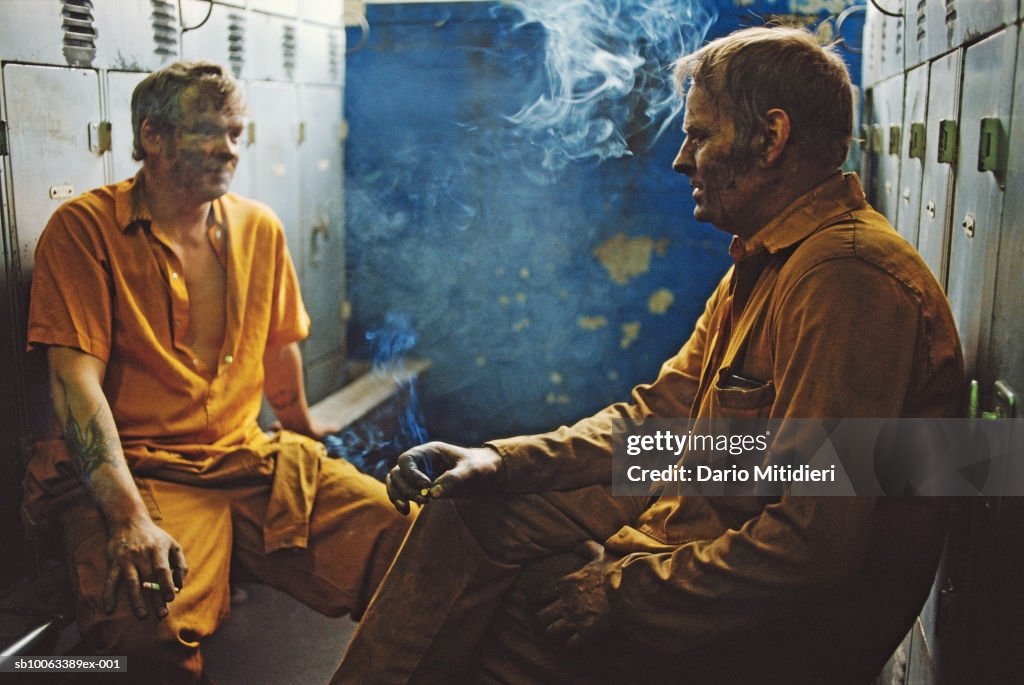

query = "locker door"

[1,65,106,284]
[864,74,905,229]
[248,82,302,279]
[180,0,248,81]
[897,64,928,247]
[107,70,149,183]
[299,85,345,382]
[988,28,1024,408]
[946,26,1018,382]
[917,49,961,286]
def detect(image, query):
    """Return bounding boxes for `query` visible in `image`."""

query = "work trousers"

[62,457,412,684]
[331,486,655,685]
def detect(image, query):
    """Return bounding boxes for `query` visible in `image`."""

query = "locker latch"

[871,125,884,155]
[88,121,112,154]
[977,117,1005,176]
[908,122,926,160]
[0,120,7,156]
[968,380,1018,419]
[937,119,957,164]
[888,125,901,156]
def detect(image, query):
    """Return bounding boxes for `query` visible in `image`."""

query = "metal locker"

[987,27,1024,412]
[180,0,249,81]
[297,21,345,86]
[1,65,106,283]
[862,1,905,87]
[247,82,303,280]
[864,74,905,229]
[0,1,81,67]
[946,25,1018,382]
[92,0,179,72]
[917,48,962,287]
[299,84,345,369]
[896,64,928,248]
[944,0,1017,53]
[247,12,299,84]
[251,0,300,18]
[106,70,149,184]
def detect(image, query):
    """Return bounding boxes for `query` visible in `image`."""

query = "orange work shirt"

[28,173,310,469]
[487,172,964,658]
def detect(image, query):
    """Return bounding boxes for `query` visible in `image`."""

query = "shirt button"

[224,355,234,364]
[171,271,180,280]
[215,229,223,239]
[192,358,200,367]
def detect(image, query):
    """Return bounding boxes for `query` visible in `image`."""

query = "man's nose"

[672,143,693,175]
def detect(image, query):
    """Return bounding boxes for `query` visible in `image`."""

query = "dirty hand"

[535,541,616,648]
[104,516,188,620]
[385,442,505,515]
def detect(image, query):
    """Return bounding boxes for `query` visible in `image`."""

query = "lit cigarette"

[141,581,162,591]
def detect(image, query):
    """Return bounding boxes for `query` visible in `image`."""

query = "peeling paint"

[476,356,487,367]
[578,315,609,330]
[513,318,530,332]
[592,233,669,285]
[516,292,527,304]
[545,392,572,405]
[519,267,531,279]
[620,322,641,349]
[648,288,675,314]
[499,295,511,306]
[550,372,563,385]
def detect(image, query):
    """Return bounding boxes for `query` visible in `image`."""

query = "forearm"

[50,350,149,526]
[263,341,316,436]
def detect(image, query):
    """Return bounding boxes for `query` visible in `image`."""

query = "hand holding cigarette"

[385,442,506,515]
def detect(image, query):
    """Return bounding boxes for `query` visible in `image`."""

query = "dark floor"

[203,583,357,685]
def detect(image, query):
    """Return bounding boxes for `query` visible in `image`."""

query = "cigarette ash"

[322,313,430,480]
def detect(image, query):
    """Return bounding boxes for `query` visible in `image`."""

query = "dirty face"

[672,86,764,238]
[159,92,244,203]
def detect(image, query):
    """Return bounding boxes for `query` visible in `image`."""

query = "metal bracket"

[994,380,1017,419]
[888,125,901,156]
[0,120,8,156]
[937,119,957,164]
[87,121,112,154]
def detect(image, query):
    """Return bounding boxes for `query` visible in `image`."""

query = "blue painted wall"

[343,0,864,444]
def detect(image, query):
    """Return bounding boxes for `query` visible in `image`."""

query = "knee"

[81,610,203,682]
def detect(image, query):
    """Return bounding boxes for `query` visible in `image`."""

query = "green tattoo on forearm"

[64,408,116,477]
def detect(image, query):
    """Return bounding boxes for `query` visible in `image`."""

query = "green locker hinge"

[908,122,926,160]
[937,119,958,164]
[977,117,1006,175]
[888,125,901,156]
[0,120,8,156]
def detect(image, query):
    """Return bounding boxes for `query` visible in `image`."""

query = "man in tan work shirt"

[23,61,411,683]
[332,27,964,685]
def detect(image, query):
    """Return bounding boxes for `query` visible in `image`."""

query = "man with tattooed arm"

[22,61,411,684]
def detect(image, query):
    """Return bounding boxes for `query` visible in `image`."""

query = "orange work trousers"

[62,457,412,684]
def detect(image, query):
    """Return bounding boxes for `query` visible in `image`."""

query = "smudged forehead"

[179,81,247,121]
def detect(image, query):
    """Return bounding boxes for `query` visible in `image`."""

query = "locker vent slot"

[282,24,297,80]
[328,31,341,82]
[915,0,926,43]
[227,13,246,78]
[150,0,179,60]
[944,0,958,31]
[61,0,97,67]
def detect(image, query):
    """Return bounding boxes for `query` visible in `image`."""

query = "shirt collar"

[729,171,867,262]
[115,172,153,231]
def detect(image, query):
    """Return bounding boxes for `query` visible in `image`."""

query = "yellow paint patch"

[476,356,487,367]
[519,267,531,279]
[545,392,572,405]
[550,372,563,385]
[499,295,510,306]
[516,292,527,304]
[592,233,669,285]
[577,315,609,331]
[620,322,641,349]
[513,318,530,332]
[648,289,675,314]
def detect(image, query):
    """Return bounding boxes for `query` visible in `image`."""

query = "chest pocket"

[710,367,776,418]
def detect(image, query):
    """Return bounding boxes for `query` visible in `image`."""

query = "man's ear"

[758,108,791,167]
[139,119,164,157]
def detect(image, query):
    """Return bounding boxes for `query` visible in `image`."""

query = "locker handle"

[871,125,884,155]
[937,119,957,164]
[88,121,112,154]
[888,125,901,156]
[908,122,926,160]
[977,117,1005,175]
